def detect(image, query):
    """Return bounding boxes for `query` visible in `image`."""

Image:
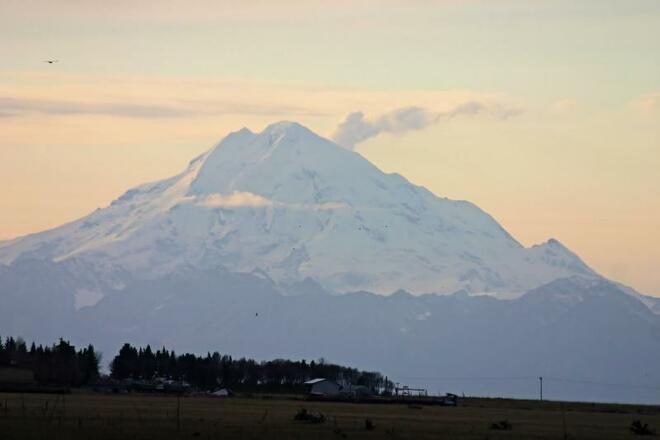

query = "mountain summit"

[1,121,595,297]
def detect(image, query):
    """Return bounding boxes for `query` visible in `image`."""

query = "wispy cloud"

[332,101,522,149]
[195,192,274,208]
[0,96,320,119]
[182,193,349,211]
[548,99,579,115]
[0,109,18,118]
[313,202,348,210]
[0,97,189,118]
[0,72,524,150]
[630,92,660,114]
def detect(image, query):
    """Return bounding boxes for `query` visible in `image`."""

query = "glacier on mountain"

[0,121,598,297]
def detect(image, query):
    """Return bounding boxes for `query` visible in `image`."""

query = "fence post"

[176,395,181,432]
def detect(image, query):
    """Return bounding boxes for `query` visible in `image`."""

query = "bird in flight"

[43,60,58,64]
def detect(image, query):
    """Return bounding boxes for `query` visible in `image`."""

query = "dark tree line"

[0,336,100,386]
[1,336,393,393]
[110,343,393,393]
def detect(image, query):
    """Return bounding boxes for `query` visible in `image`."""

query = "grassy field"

[0,391,659,439]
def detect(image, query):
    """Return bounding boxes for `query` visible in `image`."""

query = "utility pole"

[539,376,543,401]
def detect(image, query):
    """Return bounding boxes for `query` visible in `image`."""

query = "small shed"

[210,388,231,397]
[303,378,341,397]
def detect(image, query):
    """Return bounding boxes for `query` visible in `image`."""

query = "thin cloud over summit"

[333,102,522,149]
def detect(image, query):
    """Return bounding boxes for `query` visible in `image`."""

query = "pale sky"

[1,0,659,295]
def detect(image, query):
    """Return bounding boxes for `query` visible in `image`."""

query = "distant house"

[209,388,231,397]
[303,378,341,397]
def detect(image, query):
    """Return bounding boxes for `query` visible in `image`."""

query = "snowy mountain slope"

[0,121,604,297]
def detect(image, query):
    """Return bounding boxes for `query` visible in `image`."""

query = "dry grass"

[0,391,659,439]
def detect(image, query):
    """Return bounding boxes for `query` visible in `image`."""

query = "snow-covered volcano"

[0,121,595,296]
[4,121,660,404]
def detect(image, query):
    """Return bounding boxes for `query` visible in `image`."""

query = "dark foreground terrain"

[1,392,659,439]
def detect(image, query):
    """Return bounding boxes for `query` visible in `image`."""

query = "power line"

[543,376,660,391]
[394,375,660,391]
[396,375,538,382]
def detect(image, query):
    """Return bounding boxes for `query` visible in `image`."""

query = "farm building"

[303,378,341,397]
[209,388,232,397]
